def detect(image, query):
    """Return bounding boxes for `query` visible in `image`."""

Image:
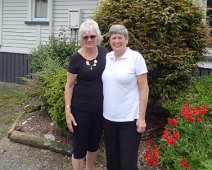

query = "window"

[34,0,48,20]
[34,0,48,19]
[25,0,50,25]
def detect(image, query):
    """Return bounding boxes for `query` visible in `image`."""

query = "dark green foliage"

[93,0,209,103]
[29,29,77,72]
[159,74,212,169]
[26,30,77,131]
[45,68,68,132]
[163,74,212,116]
[27,29,77,100]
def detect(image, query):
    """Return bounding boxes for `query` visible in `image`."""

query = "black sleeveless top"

[67,45,107,112]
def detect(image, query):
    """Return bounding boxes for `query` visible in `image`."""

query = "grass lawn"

[0,83,27,139]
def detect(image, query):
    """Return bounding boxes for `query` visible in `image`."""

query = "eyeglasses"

[82,35,97,40]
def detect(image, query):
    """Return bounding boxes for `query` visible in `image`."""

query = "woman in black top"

[64,19,107,170]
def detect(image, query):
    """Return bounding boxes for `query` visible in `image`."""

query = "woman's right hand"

[65,108,77,132]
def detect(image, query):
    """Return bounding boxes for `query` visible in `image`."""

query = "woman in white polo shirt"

[102,24,149,170]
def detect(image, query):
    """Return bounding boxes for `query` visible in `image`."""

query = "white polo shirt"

[102,48,148,122]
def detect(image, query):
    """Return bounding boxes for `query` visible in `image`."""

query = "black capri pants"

[103,118,141,170]
[71,107,103,159]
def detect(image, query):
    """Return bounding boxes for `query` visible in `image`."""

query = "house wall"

[0,0,99,84]
[0,0,3,46]
[0,0,36,54]
[0,0,99,55]
[51,0,99,44]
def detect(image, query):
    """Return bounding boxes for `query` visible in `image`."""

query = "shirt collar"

[109,47,130,60]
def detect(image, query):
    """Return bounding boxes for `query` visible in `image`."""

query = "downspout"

[0,0,3,46]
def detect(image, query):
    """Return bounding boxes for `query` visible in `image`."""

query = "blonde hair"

[78,19,102,45]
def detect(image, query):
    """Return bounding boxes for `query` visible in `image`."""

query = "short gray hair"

[109,24,128,38]
[78,19,102,45]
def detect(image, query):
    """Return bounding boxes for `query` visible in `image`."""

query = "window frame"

[33,0,48,21]
[25,0,51,25]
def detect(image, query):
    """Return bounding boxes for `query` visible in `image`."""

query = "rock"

[44,134,56,141]
[1,149,6,154]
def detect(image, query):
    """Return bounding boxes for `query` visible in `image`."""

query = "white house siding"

[0,0,3,45]
[51,0,99,40]
[0,0,42,54]
[0,0,99,55]
[40,26,51,45]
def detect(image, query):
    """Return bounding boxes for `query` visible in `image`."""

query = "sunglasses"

[82,35,97,40]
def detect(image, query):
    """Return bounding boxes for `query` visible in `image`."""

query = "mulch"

[15,107,168,169]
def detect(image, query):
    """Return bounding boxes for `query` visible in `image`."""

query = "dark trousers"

[71,108,103,159]
[103,118,141,170]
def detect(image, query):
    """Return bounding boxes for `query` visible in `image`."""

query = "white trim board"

[0,0,3,46]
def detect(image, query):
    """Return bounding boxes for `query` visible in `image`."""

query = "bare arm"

[64,72,77,132]
[136,73,149,133]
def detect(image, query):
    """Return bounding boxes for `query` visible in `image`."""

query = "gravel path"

[0,137,72,170]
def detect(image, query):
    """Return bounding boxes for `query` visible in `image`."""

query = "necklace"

[86,59,98,70]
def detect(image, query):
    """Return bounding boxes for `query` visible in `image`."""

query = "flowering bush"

[143,139,160,167]
[144,103,211,169]
[159,103,209,169]
[143,75,212,169]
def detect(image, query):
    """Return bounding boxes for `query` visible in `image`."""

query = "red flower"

[203,104,209,109]
[167,137,176,145]
[173,130,180,140]
[183,116,195,122]
[162,128,169,140]
[143,142,160,167]
[192,105,199,115]
[181,103,208,122]
[196,116,202,122]
[147,139,152,145]
[162,128,180,145]
[168,117,178,127]
[180,158,191,169]
[182,102,190,108]
[153,148,160,157]
[199,107,207,116]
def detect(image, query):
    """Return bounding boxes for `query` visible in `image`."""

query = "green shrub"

[157,74,212,169]
[27,29,76,98]
[29,29,77,72]
[25,30,77,131]
[22,73,46,100]
[93,0,209,104]
[163,74,212,116]
[45,68,68,132]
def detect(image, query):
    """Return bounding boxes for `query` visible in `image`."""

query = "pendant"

[86,59,98,70]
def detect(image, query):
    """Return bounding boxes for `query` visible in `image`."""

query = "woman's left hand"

[136,118,146,133]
